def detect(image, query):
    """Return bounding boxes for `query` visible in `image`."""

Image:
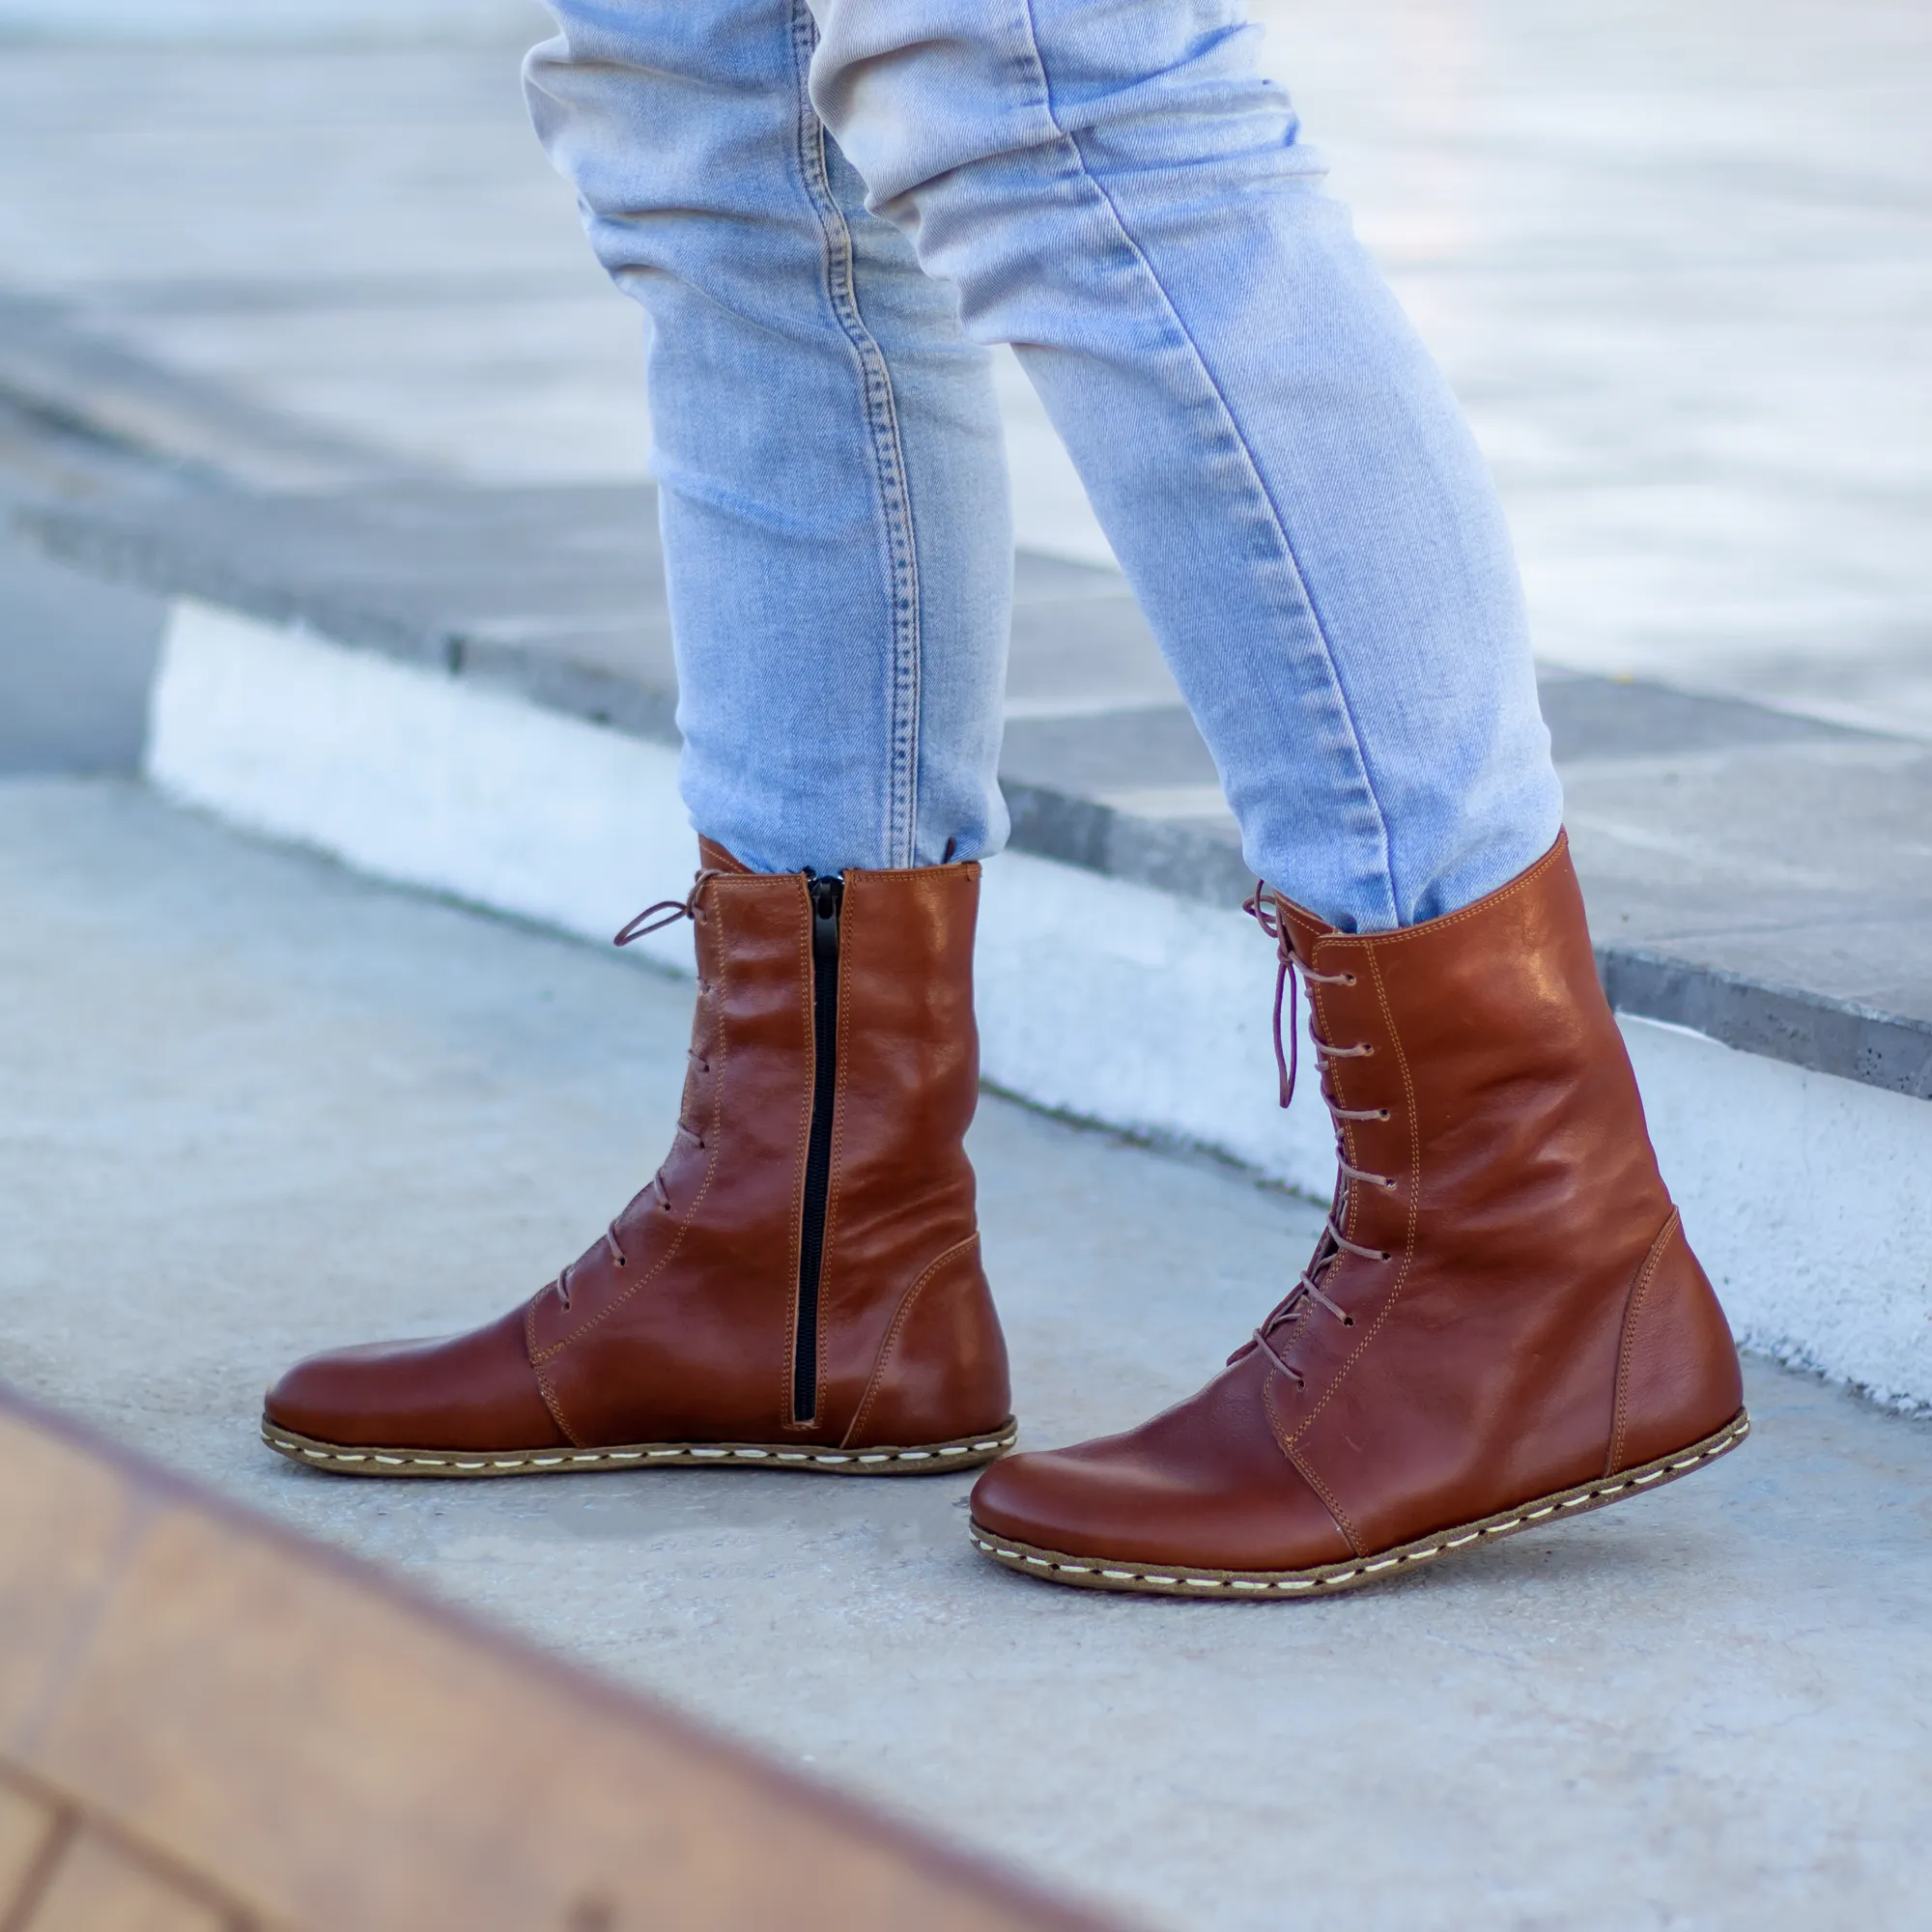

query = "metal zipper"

[794,871,843,1422]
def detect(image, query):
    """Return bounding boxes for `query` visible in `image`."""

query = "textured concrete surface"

[4,776,1930,1930]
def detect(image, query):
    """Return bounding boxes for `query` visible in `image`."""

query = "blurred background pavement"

[2,0,1929,748]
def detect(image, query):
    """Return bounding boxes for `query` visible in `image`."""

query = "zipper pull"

[808,872,842,963]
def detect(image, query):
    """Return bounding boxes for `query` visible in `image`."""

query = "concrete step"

[22,480,1932,1413]
[5,773,1930,1931]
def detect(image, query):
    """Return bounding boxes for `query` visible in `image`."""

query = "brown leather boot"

[969,834,1746,1595]
[264,841,1014,1477]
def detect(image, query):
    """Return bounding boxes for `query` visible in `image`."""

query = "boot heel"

[1607,1209,1747,1478]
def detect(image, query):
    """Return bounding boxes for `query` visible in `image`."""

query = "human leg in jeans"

[262,0,1023,1480]
[262,0,1745,1591]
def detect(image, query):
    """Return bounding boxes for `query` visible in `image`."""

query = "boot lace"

[1236,886,1397,1387]
[550,1221,628,1314]
[611,868,721,949]
[546,872,721,1311]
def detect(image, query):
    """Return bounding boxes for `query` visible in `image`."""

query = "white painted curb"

[149,600,1932,1412]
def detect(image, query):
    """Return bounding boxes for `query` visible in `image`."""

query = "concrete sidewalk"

[4,775,1928,1931]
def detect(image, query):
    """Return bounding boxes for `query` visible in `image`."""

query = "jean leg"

[807,0,1562,929]
[525,0,1011,872]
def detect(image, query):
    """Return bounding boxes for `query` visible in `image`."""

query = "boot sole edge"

[262,1417,1017,1478]
[968,1408,1750,1599]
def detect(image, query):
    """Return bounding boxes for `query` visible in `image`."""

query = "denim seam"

[788,0,923,867]
[1009,0,1398,925]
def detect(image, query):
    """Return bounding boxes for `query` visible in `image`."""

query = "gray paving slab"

[3,774,1929,1931]
[0,514,159,777]
[0,289,414,493]
[0,394,165,775]
[30,477,1932,1096]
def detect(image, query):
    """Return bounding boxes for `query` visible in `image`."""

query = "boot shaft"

[682,839,983,1300]
[529,845,997,1446]
[1274,836,1672,1301]
[1264,836,1741,1544]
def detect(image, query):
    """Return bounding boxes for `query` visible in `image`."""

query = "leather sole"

[262,1416,1017,1478]
[969,1407,1749,1599]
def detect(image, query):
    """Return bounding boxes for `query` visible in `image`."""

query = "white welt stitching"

[968,1416,1747,1596]
[270,1429,1013,1472]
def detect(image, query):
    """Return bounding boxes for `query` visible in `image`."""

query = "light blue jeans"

[524,0,1562,931]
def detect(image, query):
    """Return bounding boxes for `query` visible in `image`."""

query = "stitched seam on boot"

[1605,1209,1683,1478]
[529,883,742,1366]
[1289,943,1422,1444]
[1264,1373,1362,1556]
[842,1233,982,1449]
[787,1,923,866]
[781,874,817,1430]
[847,862,980,887]
[526,1298,586,1448]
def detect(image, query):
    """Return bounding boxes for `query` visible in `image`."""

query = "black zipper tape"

[794,871,843,1422]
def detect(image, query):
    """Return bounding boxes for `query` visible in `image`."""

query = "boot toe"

[264,1305,566,1453]
[970,1363,1354,1575]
